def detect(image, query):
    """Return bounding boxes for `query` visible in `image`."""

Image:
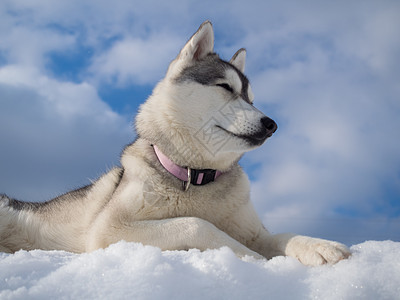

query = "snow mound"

[0,241,399,299]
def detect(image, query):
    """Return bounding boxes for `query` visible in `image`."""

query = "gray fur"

[176,53,251,103]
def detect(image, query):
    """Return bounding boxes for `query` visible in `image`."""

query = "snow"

[0,241,399,299]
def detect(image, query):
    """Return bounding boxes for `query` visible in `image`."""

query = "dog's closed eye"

[216,83,234,93]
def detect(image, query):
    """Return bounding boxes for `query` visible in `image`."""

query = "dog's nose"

[261,117,278,136]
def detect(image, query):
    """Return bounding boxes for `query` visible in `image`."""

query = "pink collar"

[153,145,222,191]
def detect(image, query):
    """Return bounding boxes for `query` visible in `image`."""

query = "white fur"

[0,21,350,266]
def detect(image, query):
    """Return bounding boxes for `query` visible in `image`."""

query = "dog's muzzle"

[238,116,277,146]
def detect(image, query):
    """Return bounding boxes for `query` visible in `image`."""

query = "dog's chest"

[138,181,245,226]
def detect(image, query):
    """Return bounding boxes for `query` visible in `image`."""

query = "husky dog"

[0,21,350,265]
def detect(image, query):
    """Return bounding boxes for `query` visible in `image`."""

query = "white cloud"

[88,34,182,86]
[0,6,76,69]
[0,65,132,201]
[0,65,124,122]
[0,0,197,86]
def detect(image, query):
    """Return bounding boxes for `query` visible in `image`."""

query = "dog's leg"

[281,234,351,265]
[0,245,12,253]
[228,202,351,266]
[252,231,351,266]
[86,216,263,259]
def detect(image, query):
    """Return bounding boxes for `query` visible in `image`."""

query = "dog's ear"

[230,48,246,73]
[178,21,214,62]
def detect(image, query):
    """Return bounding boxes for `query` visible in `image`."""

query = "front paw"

[285,235,351,266]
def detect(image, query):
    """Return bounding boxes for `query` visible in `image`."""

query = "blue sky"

[0,0,399,245]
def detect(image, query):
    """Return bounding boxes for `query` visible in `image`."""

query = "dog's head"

[136,21,277,170]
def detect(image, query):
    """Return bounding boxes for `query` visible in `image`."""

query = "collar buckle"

[183,167,191,191]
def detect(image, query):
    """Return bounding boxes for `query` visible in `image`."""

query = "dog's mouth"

[216,125,271,146]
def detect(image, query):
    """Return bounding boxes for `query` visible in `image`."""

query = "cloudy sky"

[0,0,399,245]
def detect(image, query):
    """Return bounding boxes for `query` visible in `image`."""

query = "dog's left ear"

[178,21,214,62]
[230,48,246,73]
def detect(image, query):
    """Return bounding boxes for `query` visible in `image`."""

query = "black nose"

[261,117,278,136]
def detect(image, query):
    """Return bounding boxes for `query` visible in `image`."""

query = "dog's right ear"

[178,21,214,62]
[230,48,246,73]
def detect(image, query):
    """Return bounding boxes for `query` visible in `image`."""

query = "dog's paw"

[285,235,351,266]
